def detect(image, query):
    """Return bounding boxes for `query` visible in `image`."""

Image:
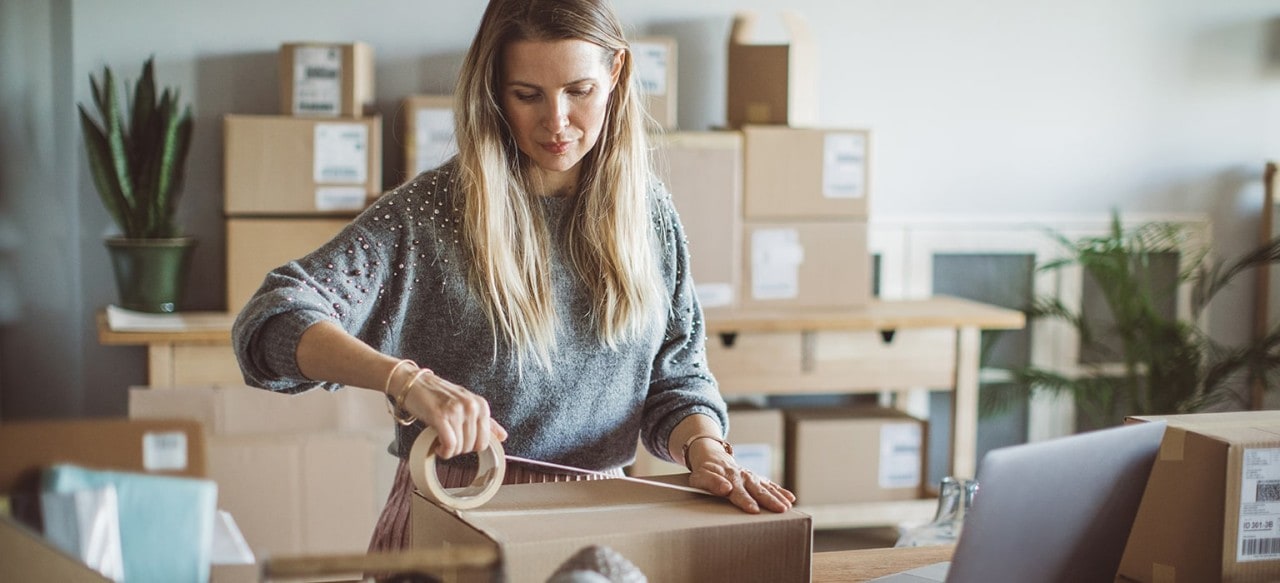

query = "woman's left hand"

[685,441,796,514]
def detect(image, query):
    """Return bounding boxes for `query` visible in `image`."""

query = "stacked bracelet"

[383,359,424,426]
[391,368,431,426]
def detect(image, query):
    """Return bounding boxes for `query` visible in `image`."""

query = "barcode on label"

[305,66,338,79]
[1243,537,1280,556]
[298,102,337,113]
[142,431,188,471]
[1258,480,1280,502]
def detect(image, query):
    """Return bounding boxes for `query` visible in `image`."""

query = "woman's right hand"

[390,365,508,459]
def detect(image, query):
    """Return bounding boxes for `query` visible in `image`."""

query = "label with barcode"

[142,431,188,471]
[823,133,867,199]
[413,108,458,175]
[292,46,342,116]
[1239,448,1280,561]
[879,422,922,489]
[632,41,669,96]
[314,123,368,184]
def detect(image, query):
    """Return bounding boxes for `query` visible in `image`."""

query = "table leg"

[147,344,175,387]
[952,326,980,479]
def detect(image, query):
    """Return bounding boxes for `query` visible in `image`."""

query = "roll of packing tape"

[409,426,507,510]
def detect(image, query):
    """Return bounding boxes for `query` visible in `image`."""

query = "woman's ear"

[609,48,624,90]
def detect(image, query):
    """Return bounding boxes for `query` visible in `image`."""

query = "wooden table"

[813,545,955,582]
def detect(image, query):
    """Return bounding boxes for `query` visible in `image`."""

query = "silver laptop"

[873,420,1167,583]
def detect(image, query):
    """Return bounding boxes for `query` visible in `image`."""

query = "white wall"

[3,0,1279,417]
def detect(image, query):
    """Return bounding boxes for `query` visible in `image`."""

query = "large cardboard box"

[726,12,817,128]
[279,42,375,117]
[402,94,457,179]
[129,385,398,557]
[412,477,811,582]
[224,114,382,216]
[742,220,871,311]
[743,126,871,220]
[633,36,678,129]
[629,407,786,481]
[655,131,742,311]
[786,406,925,505]
[226,217,350,313]
[1119,411,1280,583]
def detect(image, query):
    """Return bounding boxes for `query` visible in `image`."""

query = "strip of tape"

[409,426,507,510]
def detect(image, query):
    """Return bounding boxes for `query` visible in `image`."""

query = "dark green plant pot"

[105,237,197,313]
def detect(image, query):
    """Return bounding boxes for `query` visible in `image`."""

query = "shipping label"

[142,431,188,471]
[751,229,804,300]
[1239,448,1280,561]
[879,423,922,489]
[314,123,368,184]
[823,133,867,199]
[732,443,774,482]
[633,41,669,96]
[695,282,734,308]
[292,45,342,116]
[414,108,458,175]
[315,186,367,211]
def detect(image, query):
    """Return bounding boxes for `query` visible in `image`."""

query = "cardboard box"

[279,42,375,117]
[412,477,811,582]
[226,217,350,313]
[1119,411,1280,583]
[633,36,678,129]
[129,386,398,557]
[629,407,786,481]
[654,131,742,311]
[786,407,925,505]
[224,114,382,216]
[742,220,871,311]
[402,94,457,178]
[726,12,817,128]
[743,126,871,220]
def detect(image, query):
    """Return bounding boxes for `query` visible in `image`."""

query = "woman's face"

[501,39,621,195]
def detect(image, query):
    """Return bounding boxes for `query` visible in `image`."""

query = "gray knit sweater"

[231,163,727,471]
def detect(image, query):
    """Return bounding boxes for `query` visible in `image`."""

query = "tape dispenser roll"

[409,426,507,510]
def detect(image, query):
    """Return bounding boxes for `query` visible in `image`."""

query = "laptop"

[872,420,1167,583]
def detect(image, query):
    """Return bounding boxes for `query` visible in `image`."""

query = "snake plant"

[78,57,193,239]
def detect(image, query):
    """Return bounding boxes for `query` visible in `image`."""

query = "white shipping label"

[142,431,188,472]
[732,443,775,482]
[751,229,804,300]
[879,423,922,490]
[823,133,867,199]
[414,108,459,175]
[695,282,734,308]
[292,45,342,116]
[315,186,367,211]
[314,123,368,184]
[1238,448,1280,561]
[633,42,669,96]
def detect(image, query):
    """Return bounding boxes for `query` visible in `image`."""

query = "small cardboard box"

[402,94,457,178]
[412,477,812,582]
[726,11,818,128]
[786,406,925,505]
[1119,411,1280,583]
[629,407,786,481]
[743,126,871,220]
[742,220,871,311]
[655,131,742,311]
[632,36,678,129]
[226,217,350,313]
[224,114,382,216]
[279,42,375,117]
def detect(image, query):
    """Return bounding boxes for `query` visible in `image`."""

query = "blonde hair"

[454,0,664,369]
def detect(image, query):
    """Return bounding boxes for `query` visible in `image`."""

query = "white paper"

[695,282,734,308]
[732,443,775,482]
[414,108,459,175]
[632,41,669,96]
[142,431,189,472]
[878,423,922,490]
[315,186,367,211]
[751,229,805,300]
[292,45,342,116]
[210,510,256,565]
[41,486,126,582]
[313,123,369,184]
[105,305,235,332]
[823,133,867,199]
[1238,448,1280,561]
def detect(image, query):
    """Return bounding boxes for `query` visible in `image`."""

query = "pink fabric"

[367,457,624,553]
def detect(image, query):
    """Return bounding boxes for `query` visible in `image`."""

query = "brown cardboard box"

[224,114,382,216]
[633,36,678,129]
[226,217,350,313]
[129,386,398,557]
[743,126,871,220]
[0,516,112,583]
[742,220,871,311]
[786,407,925,505]
[1120,411,1280,583]
[654,131,742,311]
[629,407,786,481]
[412,477,811,582]
[279,42,375,117]
[726,11,817,128]
[402,94,456,178]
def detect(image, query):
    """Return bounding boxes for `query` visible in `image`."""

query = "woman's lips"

[541,140,571,154]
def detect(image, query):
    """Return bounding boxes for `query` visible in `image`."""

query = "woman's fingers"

[403,372,503,459]
[689,462,796,514]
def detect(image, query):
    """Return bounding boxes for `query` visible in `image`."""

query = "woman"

[232,0,795,552]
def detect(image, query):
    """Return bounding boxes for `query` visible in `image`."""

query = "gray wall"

[3,0,1279,419]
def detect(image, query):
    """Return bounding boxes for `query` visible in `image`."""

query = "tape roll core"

[409,426,507,509]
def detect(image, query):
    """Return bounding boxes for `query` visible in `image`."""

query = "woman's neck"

[531,166,579,198]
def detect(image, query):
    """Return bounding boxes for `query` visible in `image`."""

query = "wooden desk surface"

[813,545,955,582]
[705,296,1024,334]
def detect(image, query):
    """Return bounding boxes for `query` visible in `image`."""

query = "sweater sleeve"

[640,185,730,462]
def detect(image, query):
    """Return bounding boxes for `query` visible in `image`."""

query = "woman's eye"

[514,92,539,102]
[569,87,594,98]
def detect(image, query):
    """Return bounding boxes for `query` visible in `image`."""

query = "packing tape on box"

[409,426,507,510]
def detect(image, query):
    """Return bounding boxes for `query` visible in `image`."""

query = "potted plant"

[79,57,195,313]
[1004,213,1280,429]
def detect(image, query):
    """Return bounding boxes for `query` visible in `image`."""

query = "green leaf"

[79,105,131,234]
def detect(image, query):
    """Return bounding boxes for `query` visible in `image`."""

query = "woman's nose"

[544,98,569,132]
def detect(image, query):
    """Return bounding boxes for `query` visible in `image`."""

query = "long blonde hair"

[454,0,663,369]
